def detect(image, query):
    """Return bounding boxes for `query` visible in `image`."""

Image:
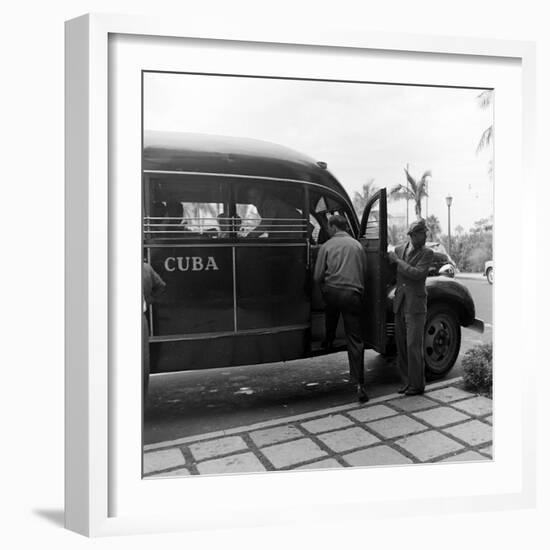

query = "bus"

[143,131,483,382]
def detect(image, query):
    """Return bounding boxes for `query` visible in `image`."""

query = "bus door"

[307,190,358,351]
[359,188,389,353]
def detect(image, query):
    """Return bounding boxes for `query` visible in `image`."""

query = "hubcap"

[425,315,455,371]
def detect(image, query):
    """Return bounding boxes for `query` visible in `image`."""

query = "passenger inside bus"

[216,212,242,238]
[162,200,189,233]
[243,187,305,239]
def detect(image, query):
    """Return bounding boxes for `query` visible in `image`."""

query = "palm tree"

[388,223,406,246]
[425,214,442,242]
[476,90,494,178]
[352,178,377,217]
[389,167,431,220]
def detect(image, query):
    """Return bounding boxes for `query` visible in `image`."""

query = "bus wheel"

[424,304,461,379]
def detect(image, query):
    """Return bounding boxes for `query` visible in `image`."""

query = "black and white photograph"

[141,72,494,477]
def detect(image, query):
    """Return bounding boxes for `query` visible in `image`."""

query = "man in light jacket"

[314,215,368,402]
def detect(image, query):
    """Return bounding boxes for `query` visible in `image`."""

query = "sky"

[144,73,494,232]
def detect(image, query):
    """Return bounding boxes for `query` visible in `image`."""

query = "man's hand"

[387,250,398,264]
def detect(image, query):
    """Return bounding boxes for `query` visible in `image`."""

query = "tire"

[486,267,494,284]
[424,304,461,379]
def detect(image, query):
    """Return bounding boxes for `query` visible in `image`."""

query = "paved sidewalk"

[143,377,493,477]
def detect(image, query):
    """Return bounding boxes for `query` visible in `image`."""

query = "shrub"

[462,343,493,395]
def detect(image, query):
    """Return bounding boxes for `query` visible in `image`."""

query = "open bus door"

[360,188,389,354]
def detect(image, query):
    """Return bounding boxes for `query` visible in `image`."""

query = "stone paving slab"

[343,445,413,467]
[249,425,302,447]
[451,396,493,416]
[347,404,397,423]
[155,468,191,477]
[197,452,266,475]
[300,414,354,434]
[479,445,493,457]
[396,431,464,461]
[367,415,426,439]
[144,376,465,452]
[261,438,327,468]
[189,435,248,461]
[443,420,492,446]
[413,406,471,427]
[440,451,489,463]
[318,427,380,453]
[426,386,475,403]
[143,448,186,474]
[387,395,439,412]
[294,458,343,470]
[143,380,494,477]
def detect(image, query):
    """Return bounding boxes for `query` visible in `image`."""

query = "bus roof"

[143,131,350,197]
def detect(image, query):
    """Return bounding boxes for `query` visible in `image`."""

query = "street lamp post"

[446,195,453,255]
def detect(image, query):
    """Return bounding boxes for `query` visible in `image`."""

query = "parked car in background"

[484,260,494,284]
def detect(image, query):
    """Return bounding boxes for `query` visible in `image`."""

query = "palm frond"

[416,171,431,198]
[404,168,418,194]
[476,125,494,154]
[361,179,377,197]
[416,182,427,199]
[389,184,414,201]
[420,170,432,181]
[477,90,494,110]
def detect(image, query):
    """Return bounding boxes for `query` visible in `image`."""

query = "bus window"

[309,189,356,239]
[361,200,380,240]
[234,181,307,240]
[144,176,230,240]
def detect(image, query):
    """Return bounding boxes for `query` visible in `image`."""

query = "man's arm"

[395,248,434,281]
[151,268,167,297]
[313,245,327,285]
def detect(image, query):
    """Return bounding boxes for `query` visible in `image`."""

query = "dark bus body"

[143,132,483,380]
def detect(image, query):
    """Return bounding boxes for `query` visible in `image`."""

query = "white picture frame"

[65,13,536,537]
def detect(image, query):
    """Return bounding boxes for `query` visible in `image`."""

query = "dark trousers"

[394,307,426,391]
[322,286,365,385]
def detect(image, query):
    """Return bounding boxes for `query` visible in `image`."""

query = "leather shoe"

[404,388,424,396]
[397,385,409,394]
[357,384,369,403]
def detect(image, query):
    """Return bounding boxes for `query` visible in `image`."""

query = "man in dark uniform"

[313,215,368,402]
[388,219,434,396]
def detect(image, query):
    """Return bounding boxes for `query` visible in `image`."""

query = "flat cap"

[407,218,428,235]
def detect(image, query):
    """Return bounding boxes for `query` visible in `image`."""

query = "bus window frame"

[307,185,358,241]
[144,173,312,244]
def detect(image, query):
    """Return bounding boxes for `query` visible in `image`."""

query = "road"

[144,276,492,445]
